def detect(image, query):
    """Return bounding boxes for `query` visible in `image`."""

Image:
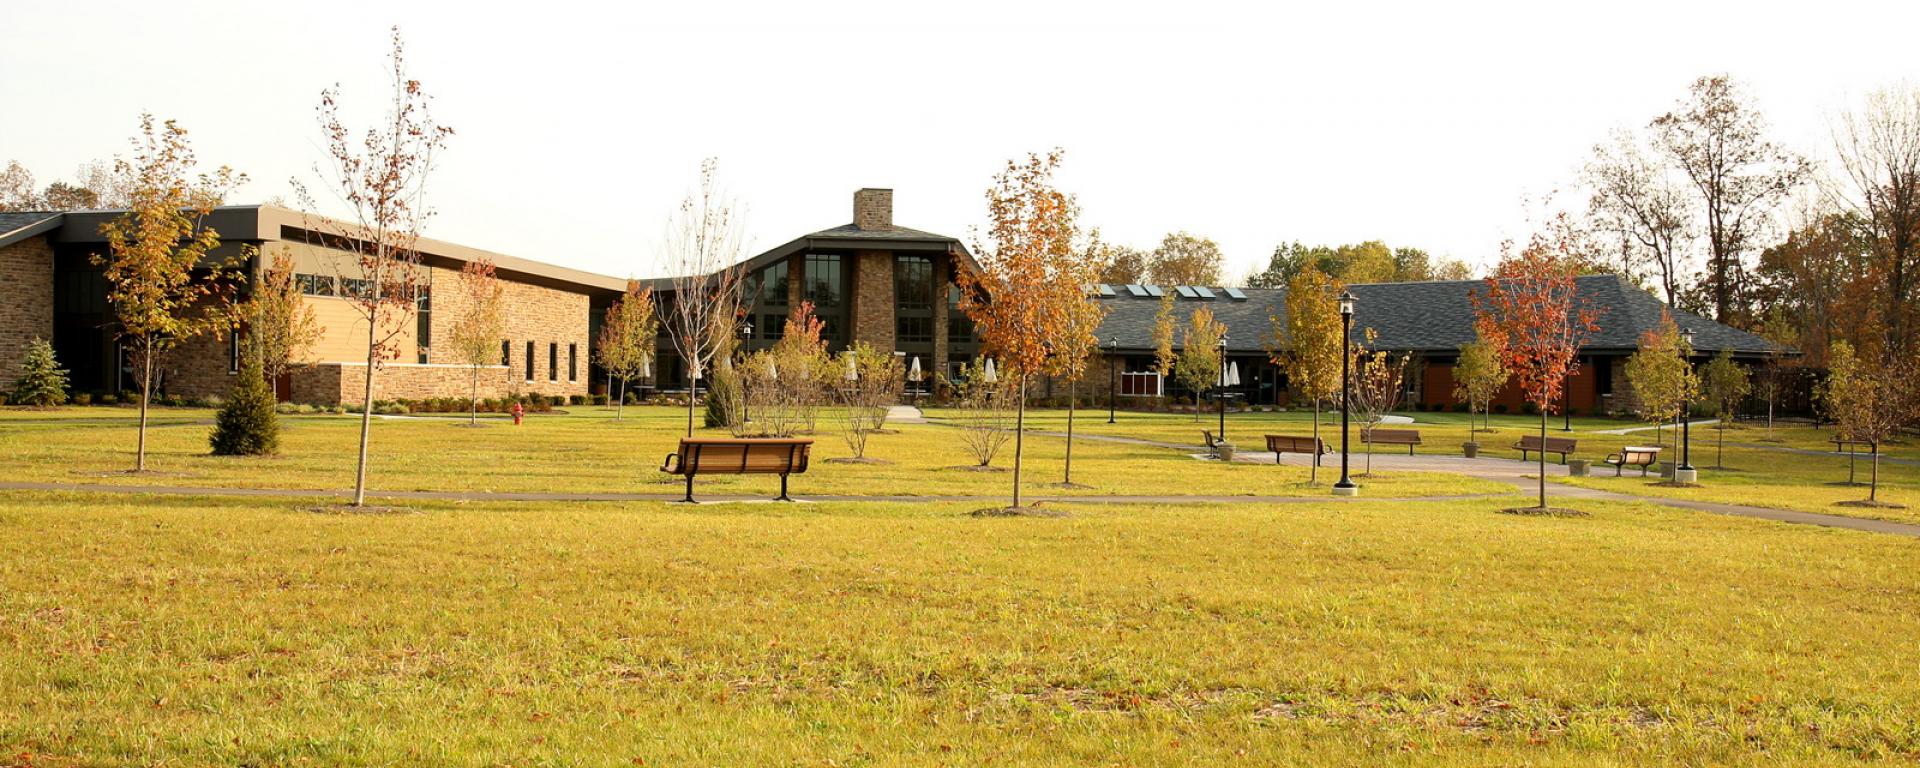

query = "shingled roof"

[1091,274,1786,357]
[0,211,62,248]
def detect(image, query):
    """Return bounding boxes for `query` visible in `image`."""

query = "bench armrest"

[661,452,681,474]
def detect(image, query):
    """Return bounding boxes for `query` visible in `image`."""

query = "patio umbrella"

[1228,361,1241,387]
[983,358,998,383]
[908,356,922,382]
[844,353,858,382]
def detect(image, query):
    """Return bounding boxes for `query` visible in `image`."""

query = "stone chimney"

[853,188,893,230]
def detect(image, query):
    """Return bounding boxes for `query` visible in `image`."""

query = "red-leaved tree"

[1472,218,1604,511]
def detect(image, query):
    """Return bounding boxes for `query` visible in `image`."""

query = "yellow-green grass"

[2,492,1916,765]
[0,406,1503,500]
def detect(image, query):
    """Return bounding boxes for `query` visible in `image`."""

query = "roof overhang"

[0,213,63,249]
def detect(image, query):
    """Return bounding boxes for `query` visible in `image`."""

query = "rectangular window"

[415,290,431,364]
[549,343,559,382]
[229,333,241,374]
[897,316,933,344]
[762,313,786,340]
[525,341,535,381]
[341,278,373,299]
[501,340,511,367]
[804,254,842,307]
[295,273,337,296]
[759,263,789,306]
[568,343,578,381]
[896,256,933,310]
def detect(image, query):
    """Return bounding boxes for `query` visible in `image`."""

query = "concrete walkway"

[1591,419,1718,435]
[885,405,928,424]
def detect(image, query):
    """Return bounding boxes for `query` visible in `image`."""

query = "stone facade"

[853,188,893,230]
[0,236,55,384]
[850,250,895,354]
[426,265,591,394]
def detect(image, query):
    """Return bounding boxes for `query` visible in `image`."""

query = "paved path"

[885,405,928,424]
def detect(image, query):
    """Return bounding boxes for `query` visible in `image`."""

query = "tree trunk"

[136,338,153,472]
[616,379,626,421]
[1309,397,1320,484]
[352,313,378,507]
[1716,421,1725,468]
[1063,378,1075,485]
[469,366,479,426]
[685,370,696,437]
[1012,371,1026,509]
[605,371,614,412]
[1870,449,1880,502]
[1537,410,1548,509]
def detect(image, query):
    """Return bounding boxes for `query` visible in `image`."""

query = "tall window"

[549,343,559,382]
[805,254,844,344]
[895,256,933,310]
[501,340,510,367]
[759,263,788,306]
[568,344,578,381]
[415,289,431,364]
[525,341,535,381]
[228,333,241,374]
[948,284,976,345]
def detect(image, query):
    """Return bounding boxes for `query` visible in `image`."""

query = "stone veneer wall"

[290,363,520,405]
[851,250,895,354]
[428,265,591,395]
[0,236,55,384]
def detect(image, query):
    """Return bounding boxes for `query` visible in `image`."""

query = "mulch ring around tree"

[823,457,891,465]
[1649,481,1703,488]
[1496,506,1591,518]
[939,465,1010,473]
[1043,482,1095,490]
[304,504,416,515]
[969,504,1070,518]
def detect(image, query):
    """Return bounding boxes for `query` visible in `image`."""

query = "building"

[1085,275,1787,415]
[641,188,981,388]
[3,191,1783,415]
[1,206,620,404]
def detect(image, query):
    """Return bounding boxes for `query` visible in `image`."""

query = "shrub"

[71,392,92,406]
[1493,403,1509,414]
[569,394,587,406]
[591,393,608,406]
[10,338,70,406]
[99,393,118,405]
[209,357,279,456]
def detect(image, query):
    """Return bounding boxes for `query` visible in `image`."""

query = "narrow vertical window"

[525,341,535,381]
[568,343,578,381]
[501,340,511,366]
[228,333,241,374]
[549,343,558,382]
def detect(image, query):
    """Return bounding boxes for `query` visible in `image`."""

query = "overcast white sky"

[4,0,1916,281]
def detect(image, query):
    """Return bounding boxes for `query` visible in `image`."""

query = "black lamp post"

[738,320,753,424]
[1679,327,1696,477]
[1106,335,1119,424]
[1216,335,1229,441]
[1333,291,1358,496]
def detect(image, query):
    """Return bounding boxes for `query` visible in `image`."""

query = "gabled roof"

[1091,274,1788,357]
[715,221,978,283]
[0,212,62,248]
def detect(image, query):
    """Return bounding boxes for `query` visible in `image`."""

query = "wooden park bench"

[1266,434,1332,466]
[1362,428,1423,455]
[1603,446,1661,476]
[660,437,813,503]
[1513,434,1578,464]
[1831,437,1878,455]
[1202,430,1224,458]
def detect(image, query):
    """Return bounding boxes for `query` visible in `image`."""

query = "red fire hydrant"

[510,402,524,426]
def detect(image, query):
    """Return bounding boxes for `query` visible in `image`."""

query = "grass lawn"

[0,405,1505,500]
[2,491,1917,765]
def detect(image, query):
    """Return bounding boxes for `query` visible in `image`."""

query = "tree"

[1173,306,1225,421]
[660,159,749,437]
[10,338,69,406]
[1586,129,1694,306]
[1151,290,1177,386]
[835,341,901,460]
[1651,75,1809,324]
[1472,217,1604,510]
[1822,340,1918,505]
[447,257,507,424]
[1452,334,1507,440]
[1097,243,1148,285]
[1349,330,1408,477]
[1146,231,1223,286]
[98,114,244,472]
[291,27,454,507]
[954,149,1102,511]
[1622,314,1695,455]
[1050,244,1109,486]
[1700,349,1751,469]
[243,247,320,386]
[597,282,658,421]
[1272,264,1342,482]
[209,355,278,456]
[0,161,36,211]
[1832,85,1920,355]
[1753,210,1874,368]
[943,357,1014,468]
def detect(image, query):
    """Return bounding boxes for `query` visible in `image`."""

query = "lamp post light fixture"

[1107,336,1119,424]
[1676,327,1698,484]
[1216,335,1229,442]
[1333,291,1359,496]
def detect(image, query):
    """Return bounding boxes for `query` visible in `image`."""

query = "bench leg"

[776,473,793,502]
[682,473,697,504]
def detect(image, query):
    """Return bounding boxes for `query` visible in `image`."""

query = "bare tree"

[1586,129,1694,306]
[292,27,454,507]
[1831,84,1920,354]
[447,257,507,425]
[944,357,1014,468]
[660,159,749,437]
[1650,75,1809,324]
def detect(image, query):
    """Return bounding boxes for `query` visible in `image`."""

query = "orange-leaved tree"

[1471,218,1604,511]
[955,149,1103,511]
[292,27,453,507]
[97,114,245,472]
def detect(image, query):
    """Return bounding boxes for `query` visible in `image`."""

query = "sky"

[4,0,1917,282]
